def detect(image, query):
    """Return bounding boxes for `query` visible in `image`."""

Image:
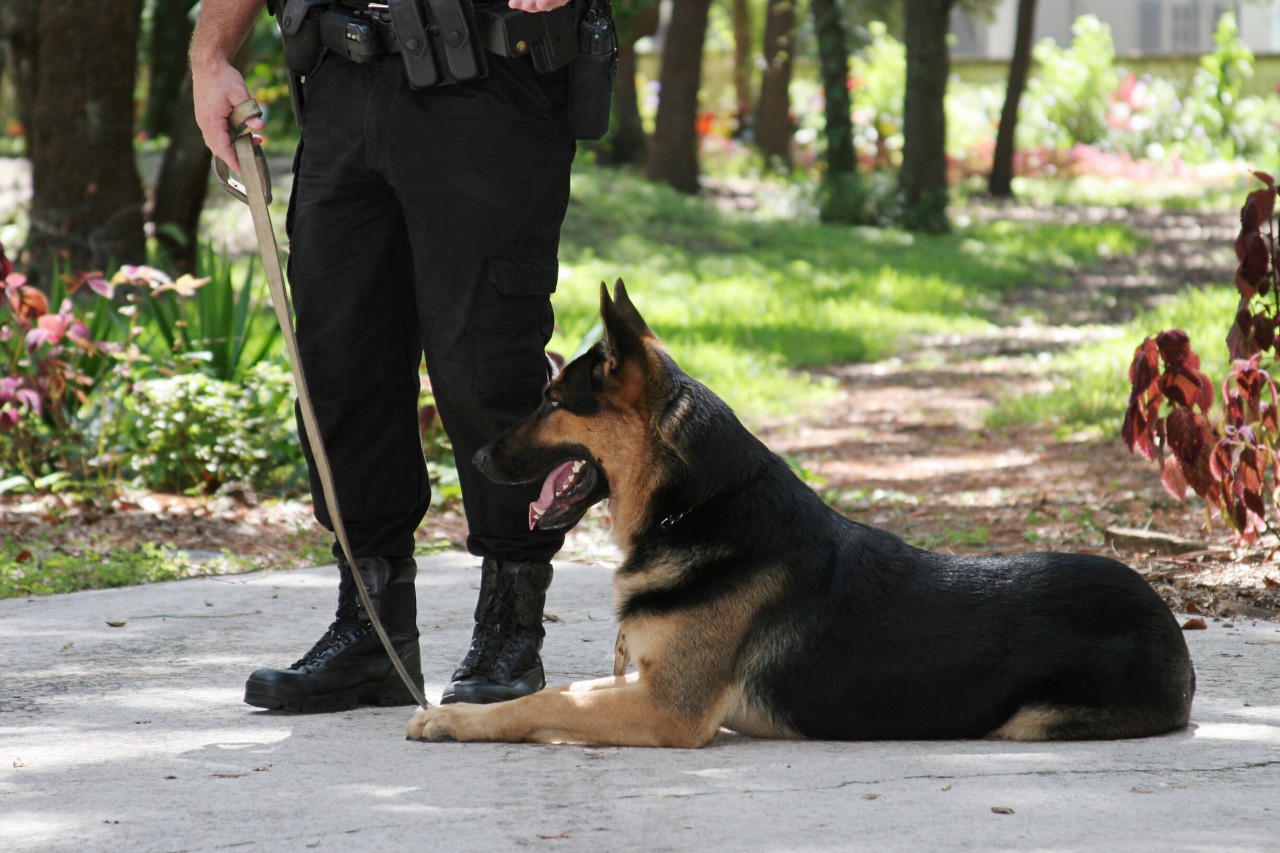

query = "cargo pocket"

[475,251,558,407]
[488,251,559,297]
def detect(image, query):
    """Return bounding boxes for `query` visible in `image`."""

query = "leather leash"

[213,98,430,710]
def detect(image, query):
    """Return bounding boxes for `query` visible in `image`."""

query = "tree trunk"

[144,0,199,138]
[28,0,146,276]
[988,0,1037,198]
[150,71,208,275]
[645,0,713,194]
[899,0,955,233]
[754,0,796,168]
[0,0,40,163]
[730,0,752,139]
[601,4,659,166]
[812,0,866,223]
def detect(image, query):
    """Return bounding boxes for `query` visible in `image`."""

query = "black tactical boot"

[244,556,423,712]
[440,558,553,705]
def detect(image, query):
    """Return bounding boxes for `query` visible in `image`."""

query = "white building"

[951,0,1280,58]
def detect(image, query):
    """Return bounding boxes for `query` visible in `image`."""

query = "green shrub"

[117,362,304,495]
[849,21,906,167]
[121,252,282,384]
[1029,16,1120,148]
[0,535,201,598]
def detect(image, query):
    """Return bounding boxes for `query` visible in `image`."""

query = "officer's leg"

[382,55,576,703]
[244,58,427,712]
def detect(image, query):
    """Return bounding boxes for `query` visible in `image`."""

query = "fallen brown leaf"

[991,807,1015,815]
[105,620,127,628]
[1182,617,1208,630]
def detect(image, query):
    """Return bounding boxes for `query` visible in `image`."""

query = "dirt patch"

[762,352,1280,622]
[754,203,1280,621]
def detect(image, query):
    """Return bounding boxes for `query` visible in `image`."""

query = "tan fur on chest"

[613,567,789,716]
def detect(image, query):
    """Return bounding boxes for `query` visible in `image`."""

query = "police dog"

[406,281,1195,747]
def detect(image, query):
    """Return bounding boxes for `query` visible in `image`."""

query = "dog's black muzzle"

[473,443,608,531]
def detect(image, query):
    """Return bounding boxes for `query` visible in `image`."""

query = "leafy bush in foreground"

[1124,172,1280,539]
[116,362,303,495]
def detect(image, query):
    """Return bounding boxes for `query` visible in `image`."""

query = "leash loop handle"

[213,99,272,205]
[215,98,430,711]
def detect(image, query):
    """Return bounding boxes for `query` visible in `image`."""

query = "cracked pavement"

[3,553,1278,851]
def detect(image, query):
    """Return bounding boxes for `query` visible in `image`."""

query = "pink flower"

[65,270,114,298]
[113,265,172,288]
[23,300,94,352]
[86,275,114,298]
[151,274,210,297]
[0,376,42,431]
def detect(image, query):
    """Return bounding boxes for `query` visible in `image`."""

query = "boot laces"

[290,619,373,670]
[454,571,516,678]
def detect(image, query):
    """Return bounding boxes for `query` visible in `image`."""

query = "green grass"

[552,167,1141,420]
[0,534,222,598]
[989,284,1239,435]
[963,173,1255,211]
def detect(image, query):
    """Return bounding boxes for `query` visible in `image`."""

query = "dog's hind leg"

[406,677,724,748]
[993,648,1195,741]
[991,702,1192,741]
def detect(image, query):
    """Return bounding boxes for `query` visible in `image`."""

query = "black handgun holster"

[273,0,616,139]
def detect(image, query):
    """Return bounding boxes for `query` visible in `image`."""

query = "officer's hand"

[191,59,264,176]
[507,0,572,11]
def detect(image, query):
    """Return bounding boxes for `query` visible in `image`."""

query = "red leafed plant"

[1124,171,1280,540]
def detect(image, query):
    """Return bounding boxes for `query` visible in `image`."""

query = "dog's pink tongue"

[528,461,577,530]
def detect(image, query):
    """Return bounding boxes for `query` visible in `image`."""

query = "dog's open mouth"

[528,459,606,530]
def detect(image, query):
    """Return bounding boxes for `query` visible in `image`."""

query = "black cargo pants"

[286,48,575,563]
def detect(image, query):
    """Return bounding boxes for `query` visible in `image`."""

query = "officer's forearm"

[190,0,267,67]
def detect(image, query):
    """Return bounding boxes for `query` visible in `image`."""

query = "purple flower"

[0,376,42,431]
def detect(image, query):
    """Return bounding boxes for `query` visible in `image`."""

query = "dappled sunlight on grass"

[557,168,1137,421]
[990,285,1238,434]
[1005,169,1254,210]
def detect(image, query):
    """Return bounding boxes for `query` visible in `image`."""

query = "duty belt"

[281,0,578,83]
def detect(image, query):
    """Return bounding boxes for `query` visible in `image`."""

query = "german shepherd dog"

[406,282,1195,747]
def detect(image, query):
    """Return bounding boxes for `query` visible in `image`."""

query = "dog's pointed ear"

[600,278,653,373]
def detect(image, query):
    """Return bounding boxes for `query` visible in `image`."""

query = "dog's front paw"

[405,706,461,742]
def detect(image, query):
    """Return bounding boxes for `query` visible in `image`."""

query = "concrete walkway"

[2,552,1278,852]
